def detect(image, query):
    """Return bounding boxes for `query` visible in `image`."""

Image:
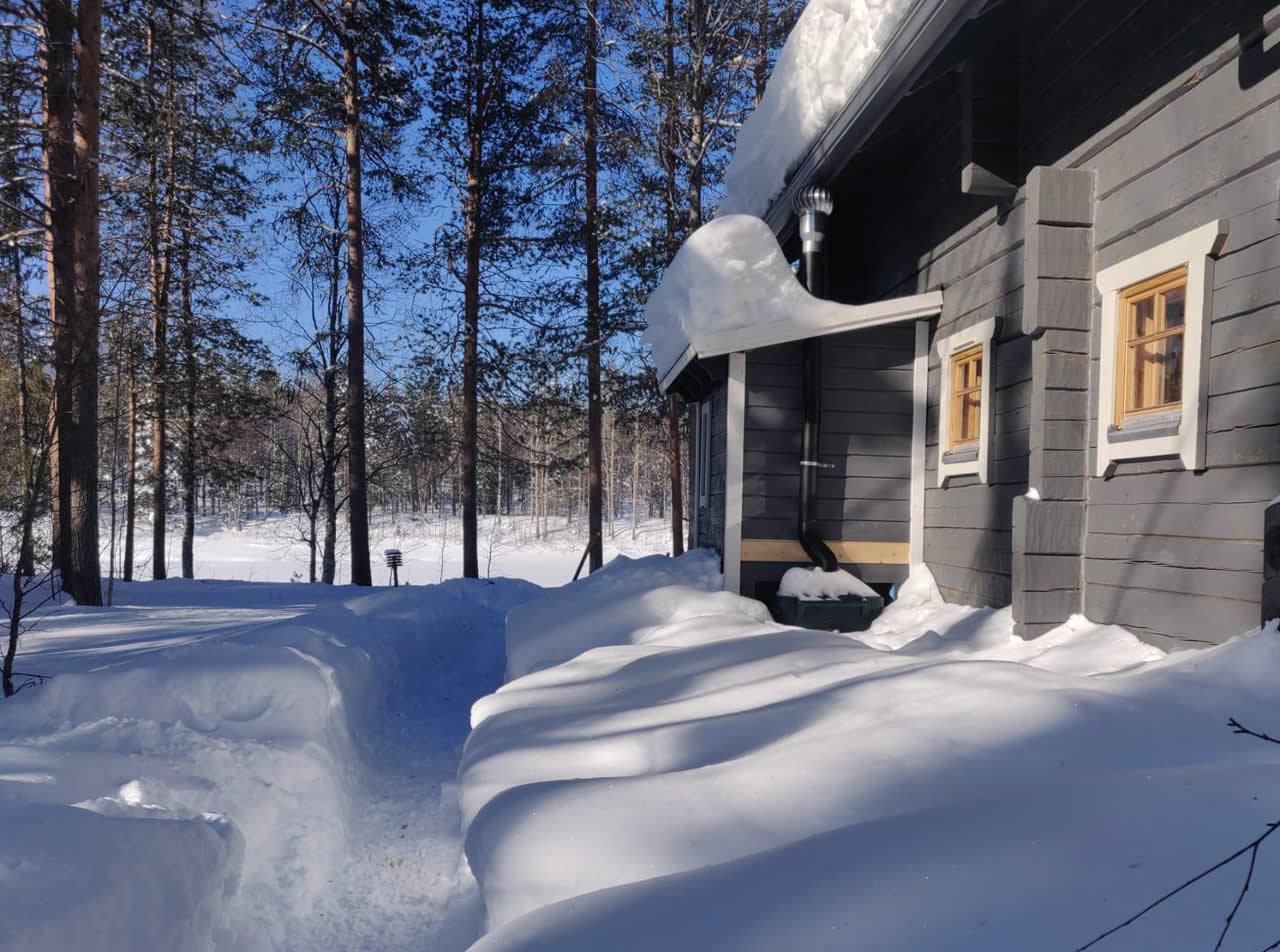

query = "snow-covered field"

[4,525,1278,951]
[461,557,1280,951]
[115,512,677,587]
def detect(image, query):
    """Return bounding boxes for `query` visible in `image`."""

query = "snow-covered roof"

[719,0,919,218]
[643,215,941,391]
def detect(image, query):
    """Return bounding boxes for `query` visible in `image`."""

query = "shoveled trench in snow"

[460,558,1280,950]
[0,574,543,951]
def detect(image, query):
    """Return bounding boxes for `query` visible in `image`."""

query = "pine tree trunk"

[124,358,137,581]
[10,239,35,577]
[662,0,684,560]
[631,418,639,540]
[584,0,603,573]
[42,0,76,585]
[322,214,341,586]
[495,419,503,524]
[179,227,196,579]
[49,0,103,605]
[754,0,770,106]
[667,394,684,556]
[459,3,485,580]
[308,509,318,584]
[149,17,173,582]
[686,0,706,234]
[342,22,372,586]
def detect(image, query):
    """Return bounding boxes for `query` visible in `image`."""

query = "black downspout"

[795,186,838,573]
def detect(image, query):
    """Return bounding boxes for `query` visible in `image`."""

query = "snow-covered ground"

[0,576,538,951]
[461,558,1280,951]
[6,528,1278,950]
[108,512,676,587]
[1,515,672,951]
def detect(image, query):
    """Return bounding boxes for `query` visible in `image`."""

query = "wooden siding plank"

[1207,423,1280,467]
[1086,501,1266,540]
[1085,533,1262,573]
[925,527,1013,574]
[1095,100,1280,251]
[1208,386,1280,431]
[1086,464,1280,505]
[929,562,1011,608]
[742,517,908,543]
[740,539,909,564]
[1084,558,1262,601]
[1085,583,1259,646]
[1211,303,1280,358]
[743,452,910,478]
[1209,337,1280,397]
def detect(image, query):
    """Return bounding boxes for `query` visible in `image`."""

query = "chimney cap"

[793,184,834,217]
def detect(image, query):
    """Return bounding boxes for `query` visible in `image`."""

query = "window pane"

[1163,286,1186,329]
[971,355,982,389]
[1128,333,1183,410]
[958,392,980,442]
[1161,334,1183,404]
[1132,296,1156,337]
[1128,342,1147,410]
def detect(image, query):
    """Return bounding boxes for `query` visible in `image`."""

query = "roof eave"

[659,290,943,393]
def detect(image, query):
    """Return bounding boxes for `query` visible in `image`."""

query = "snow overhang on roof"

[720,0,985,237]
[643,215,942,394]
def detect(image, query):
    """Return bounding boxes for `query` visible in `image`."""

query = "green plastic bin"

[770,593,885,633]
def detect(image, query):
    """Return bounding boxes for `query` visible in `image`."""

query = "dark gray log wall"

[811,0,1279,640]
[739,327,915,598]
[695,375,728,557]
[1061,5,1280,649]
[860,201,1031,609]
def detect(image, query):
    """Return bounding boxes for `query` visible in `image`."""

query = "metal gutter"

[763,0,988,243]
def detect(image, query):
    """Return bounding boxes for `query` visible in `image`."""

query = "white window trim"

[724,353,745,593]
[935,315,997,486]
[1095,219,1228,477]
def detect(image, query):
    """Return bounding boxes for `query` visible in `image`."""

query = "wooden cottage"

[650,0,1280,649]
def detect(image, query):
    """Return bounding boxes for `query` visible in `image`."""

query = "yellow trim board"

[740,539,909,564]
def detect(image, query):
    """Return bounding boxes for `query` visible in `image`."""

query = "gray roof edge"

[763,0,988,242]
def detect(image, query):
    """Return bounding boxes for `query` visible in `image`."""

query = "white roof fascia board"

[658,344,696,394]
[691,290,942,362]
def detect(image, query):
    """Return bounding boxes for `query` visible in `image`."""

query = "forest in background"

[0,0,802,620]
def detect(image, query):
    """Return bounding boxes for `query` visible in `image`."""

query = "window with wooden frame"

[1094,219,1227,477]
[935,315,995,486]
[1115,266,1187,427]
[948,345,983,450]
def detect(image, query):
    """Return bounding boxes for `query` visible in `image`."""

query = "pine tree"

[248,0,423,586]
[419,0,554,578]
[36,0,104,605]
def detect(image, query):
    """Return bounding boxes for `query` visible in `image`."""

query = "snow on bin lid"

[778,566,878,600]
[720,0,918,219]
[643,214,940,391]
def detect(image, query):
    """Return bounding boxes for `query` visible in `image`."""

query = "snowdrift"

[462,560,1280,950]
[0,576,540,951]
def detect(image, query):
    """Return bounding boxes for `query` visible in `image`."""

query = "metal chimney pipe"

[796,185,834,298]
[793,186,838,574]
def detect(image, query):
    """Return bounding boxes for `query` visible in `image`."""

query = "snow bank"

[720,0,916,218]
[462,562,1280,949]
[502,549,723,680]
[0,575,541,951]
[1,804,242,952]
[777,566,877,599]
